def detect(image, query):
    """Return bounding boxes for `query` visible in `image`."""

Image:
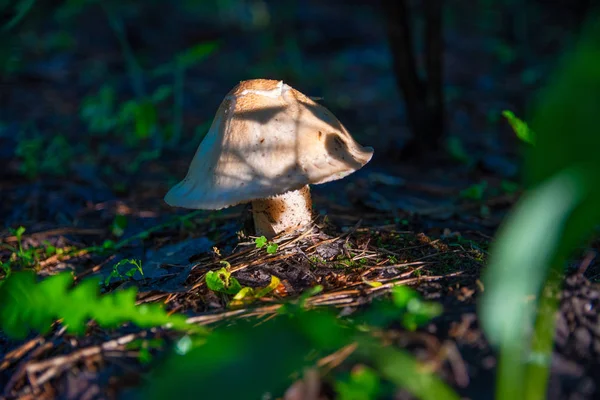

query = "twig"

[25,333,141,388]
[317,342,358,372]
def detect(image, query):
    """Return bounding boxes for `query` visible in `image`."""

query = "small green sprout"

[254,236,267,248]
[254,236,278,254]
[206,266,280,303]
[2,226,37,270]
[104,259,144,286]
[266,243,278,254]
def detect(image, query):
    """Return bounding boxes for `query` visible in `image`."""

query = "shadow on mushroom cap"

[165,79,374,210]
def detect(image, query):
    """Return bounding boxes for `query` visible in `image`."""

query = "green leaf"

[104,258,143,286]
[0,271,203,339]
[482,18,600,400]
[362,340,460,400]
[336,365,381,400]
[205,267,242,295]
[133,100,157,139]
[143,307,459,400]
[0,262,12,276]
[176,42,219,69]
[80,85,116,134]
[502,110,536,145]
[205,269,226,292]
[102,240,116,250]
[391,285,417,309]
[526,20,600,188]
[297,285,323,307]
[254,236,267,248]
[41,135,73,176]
[15,137,43,179]
[445,136,472,164]
[480,167,589,399]
[151,85,173,102]
[501,180,520,194]
[266,243,278,254]
[111,214,128,237]
[144,314,325,400]
[138,347,153,364]
[460,181,487,200]
[232,287,254,301]
[392,286,443,331]
[15,226,26,239]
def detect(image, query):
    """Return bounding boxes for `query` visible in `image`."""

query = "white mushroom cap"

[164,79,374,210]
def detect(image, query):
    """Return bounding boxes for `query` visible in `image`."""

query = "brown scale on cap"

[164,79,373,238]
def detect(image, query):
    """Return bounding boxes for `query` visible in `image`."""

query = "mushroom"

[164,79,373,238]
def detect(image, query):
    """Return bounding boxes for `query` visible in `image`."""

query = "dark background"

[0,0,596,240]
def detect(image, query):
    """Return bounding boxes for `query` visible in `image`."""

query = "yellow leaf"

[362,278,383,288]
[255,276,281,298]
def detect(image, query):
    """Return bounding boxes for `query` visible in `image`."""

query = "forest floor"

[1,1,599,399]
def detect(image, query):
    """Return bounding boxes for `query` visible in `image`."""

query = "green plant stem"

[358,337,460,400]
[524,276,561,400]
[496,343,525,400]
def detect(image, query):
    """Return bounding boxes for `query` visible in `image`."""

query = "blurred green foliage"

[390,285,443,331]
[145,293,458,400]
[0,0,36,32]
[80,84,173,145]
[460,180,488,201]
[3,0,218,182]
[481,16,600,400]
[15,133,73,179]
[445,136,473,165]
[336,366,382,400]
[145,313,335,400]
[0,270,202,338]
[77,37,218,152]
[0,256,455,398]
[110,214,129,238]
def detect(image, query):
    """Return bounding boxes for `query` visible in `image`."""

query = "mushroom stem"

[252,185,313,239]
